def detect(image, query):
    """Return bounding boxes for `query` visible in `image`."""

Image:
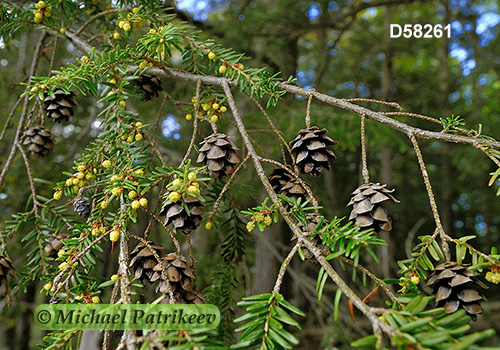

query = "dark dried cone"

[44,234,67,257]
[73,197,91,219]
[129,241,165,284]
[197,133,240,179]
[347,182,400,233]
[426,262,488,321]
[290,126,337,177]
[43,89,76,123]
[159,194,203,234]
[269,167,311,209]
[0,255,14,288]
[293,214,329,261]
[150,253,205,304]
[23,126,54,157]
[136,73,163,101]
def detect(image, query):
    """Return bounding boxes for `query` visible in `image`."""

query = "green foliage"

[232,293,304,350]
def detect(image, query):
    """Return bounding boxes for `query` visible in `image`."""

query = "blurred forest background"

[1,0,500,349]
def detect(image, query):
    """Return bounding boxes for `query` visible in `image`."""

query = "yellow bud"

[110,229,120,242]
[139,198,148,208]
[208,52,216,60]
[100,226,106,234]
[128,190,138,199]
[210,115,219,123]
[187,185,199,194]
[111,187,123,196]
[139,60,148,69]
[410,276,420,285]
[192,181,200,188]
[59,28,66,34]
[72,262,78,268]
[44,282,52,291]
[118,20,125,28]
[172,178,182,186]
[135,133,143,141]
[212,103,220,110]
[219,65,227,74]
[110,175,120,181]
[113,32,121,40]
[58,262,68,271]
[92,228,100,236]
[81,56,90,64]
[30,86,40,94]
[220,106,227,113]
[246,221,256,232]
[36,1,46,9]
[72,186,79,194]
[53,191,62,200]
[188,172,197,181]
[92,296,100,304]
[205,221,213,230]
[123,23,131,32]
[132,7,139,13]
[111,274,119,282]
[135,169,144,175]
[185,113,193,121]
[127,135,133,143]
[58,250,66,258]
[131,200,140,210]
[169,192,181,203]
[34,13,43,22]
[149,28,157,35]
[202,103,211,111]
[77,164,85,172]
[135,122,143,127]
[237,63,245,70]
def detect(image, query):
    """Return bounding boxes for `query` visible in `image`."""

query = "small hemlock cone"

[426,262,487,321]
[150,253,205,304]
[0,255,14,288]
[73,197,91,219]
[347,182,399,233]
[129,241,164,284]
[23,126,54,157]
[269,167,311,208]
[136,73,163,101]
[293,214,329,261]
[290,126,337,177]
[159,194,203,234]
[43,89,76,123]
[44,234,67,257]
[197,133,240,179]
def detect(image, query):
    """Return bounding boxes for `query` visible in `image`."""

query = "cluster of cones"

[129,241,204,304]
[24,72,163,158]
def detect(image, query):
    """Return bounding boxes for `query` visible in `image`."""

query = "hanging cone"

[290,126,337,177]
[136,73,163,101]
[197,133,240,179]
[0,255,14,288]
[346,182,399,234]
[269,167,311,209]
[43,89,76,123]
[293,213,329,262]
[44,234,67,257]
[150,253,204,304]
[23,126,54,157]
[426,262,487,321]
[159,194,203,234]
[73,197,91,219]
[129,241,165,284]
